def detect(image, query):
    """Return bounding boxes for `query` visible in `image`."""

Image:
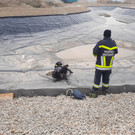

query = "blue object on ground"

[73,89,86,100]
[62,0,77,3]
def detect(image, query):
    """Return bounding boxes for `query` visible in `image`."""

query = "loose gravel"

[0,92,135,135]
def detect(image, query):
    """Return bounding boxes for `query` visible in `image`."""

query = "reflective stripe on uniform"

[93,53,97,57]
[93,84,100,88]
[101,56,103,66]
[99,45,117,50]
[102,83,109,88]
[110,56,114,66]
[55,64,62,67]
[95,66,112,70]
[96,64,112,68]
[101,56,113,67]
[101,56,106,66]
[103,56,106,66]
[95,45,116,70]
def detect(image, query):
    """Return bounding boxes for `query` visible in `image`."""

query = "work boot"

[89,90,98,98]
[102,89,108,95]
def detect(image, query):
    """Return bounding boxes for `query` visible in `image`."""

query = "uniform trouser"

[93,69,112,91]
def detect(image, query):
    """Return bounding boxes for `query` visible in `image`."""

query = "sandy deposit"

[56,44,135,60]
[0,5,89,17]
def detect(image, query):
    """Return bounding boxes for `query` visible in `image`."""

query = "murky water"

[0,7,135,89]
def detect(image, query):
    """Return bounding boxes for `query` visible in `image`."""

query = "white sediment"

[0,93,135,135]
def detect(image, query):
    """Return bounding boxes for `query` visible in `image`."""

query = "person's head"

[57,61,62,65]
[65,64,69,68]
[103,29,111,38]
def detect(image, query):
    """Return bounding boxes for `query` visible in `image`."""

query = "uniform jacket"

[60,66,72,74]
[93,37,118,70]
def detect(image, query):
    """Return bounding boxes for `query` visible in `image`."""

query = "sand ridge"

[0,2,135,18]
[0,5,89,17]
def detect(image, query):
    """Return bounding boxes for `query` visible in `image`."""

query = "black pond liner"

[0,85,135,98]
[0,11,91,37]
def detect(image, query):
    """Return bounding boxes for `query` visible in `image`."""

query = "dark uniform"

[60,65,73,75]
[52,61,63,80]
[53,63,73,80]
[93,30,118,93]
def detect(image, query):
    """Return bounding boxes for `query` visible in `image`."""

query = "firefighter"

[52,61,63,80]
[53,63,73,81]
[90,29,118,97]
[60,64,73,76]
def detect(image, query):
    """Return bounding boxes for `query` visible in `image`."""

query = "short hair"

[65,64,69,67]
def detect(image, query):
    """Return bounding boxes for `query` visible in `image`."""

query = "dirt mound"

[0,0,90,17]
[0,0,65,8]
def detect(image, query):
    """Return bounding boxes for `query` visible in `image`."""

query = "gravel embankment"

[0,92,135,135]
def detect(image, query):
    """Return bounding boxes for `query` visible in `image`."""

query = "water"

[89,6,117,10]
[0,6,135,90]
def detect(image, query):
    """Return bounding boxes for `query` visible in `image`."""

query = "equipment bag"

[66,89,86,100]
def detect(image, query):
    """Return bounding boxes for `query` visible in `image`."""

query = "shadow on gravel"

[0,84,135,98]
